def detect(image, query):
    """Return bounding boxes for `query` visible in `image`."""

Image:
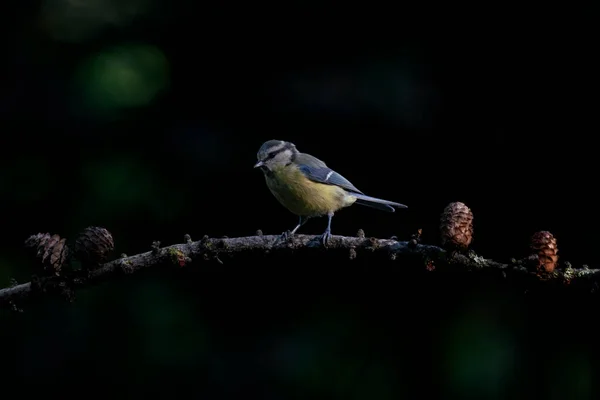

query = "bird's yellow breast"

[265,165,356,216]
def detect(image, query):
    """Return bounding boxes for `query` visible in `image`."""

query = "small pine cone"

[530,231,558,273]
[440,202,474,251]
[74,227,115,269]
[24,233,69,276]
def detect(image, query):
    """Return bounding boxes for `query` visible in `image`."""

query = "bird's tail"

[352,193,408,212]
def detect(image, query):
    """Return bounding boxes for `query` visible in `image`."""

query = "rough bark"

[1,233,598,309]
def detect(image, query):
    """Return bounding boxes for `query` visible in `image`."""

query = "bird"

[254,140,407,245]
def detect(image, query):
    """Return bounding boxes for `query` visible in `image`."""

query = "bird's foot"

[319,229,332,247]
[280,230,294,242]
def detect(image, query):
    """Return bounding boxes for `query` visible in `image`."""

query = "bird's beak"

[254,161,264,168]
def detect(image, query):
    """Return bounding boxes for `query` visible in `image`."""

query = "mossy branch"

[1,232,599,309]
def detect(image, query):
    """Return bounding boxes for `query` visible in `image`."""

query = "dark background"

[1,3,598,398]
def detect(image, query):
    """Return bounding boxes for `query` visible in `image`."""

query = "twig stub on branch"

[1,234,599,309]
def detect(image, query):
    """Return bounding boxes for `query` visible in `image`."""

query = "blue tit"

[254,140,407,245]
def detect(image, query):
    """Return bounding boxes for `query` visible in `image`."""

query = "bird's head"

[254,140,298,172]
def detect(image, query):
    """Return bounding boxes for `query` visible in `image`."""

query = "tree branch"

[1,233,599,308]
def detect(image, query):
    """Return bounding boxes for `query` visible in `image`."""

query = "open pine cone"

[530,231,558,273]
[24,233,69,276]
[74,226,115,269]
[440,202,474,251]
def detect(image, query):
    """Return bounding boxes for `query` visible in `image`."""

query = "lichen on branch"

[1,231,599,309]
[0,202,596,310]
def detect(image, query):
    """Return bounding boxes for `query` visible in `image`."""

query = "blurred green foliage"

[443,311,516,398]
[128,281,210,367]
[75,44,169,116]
[72,155,187,230]
[81,156,156,211]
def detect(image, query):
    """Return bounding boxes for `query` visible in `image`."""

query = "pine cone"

[74,227,115,269]
[530,231,558,273]
[440,202,474,251]
[24,233,69,276]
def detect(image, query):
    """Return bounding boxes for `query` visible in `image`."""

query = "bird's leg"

[320,212,334,246]
[291,215,309,235]
[281,216,309,241]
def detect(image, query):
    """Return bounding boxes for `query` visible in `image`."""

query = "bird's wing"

[296,153,364,194]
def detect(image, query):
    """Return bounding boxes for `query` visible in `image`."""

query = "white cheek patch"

[275,149,293,162]
[325,171,334,181]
